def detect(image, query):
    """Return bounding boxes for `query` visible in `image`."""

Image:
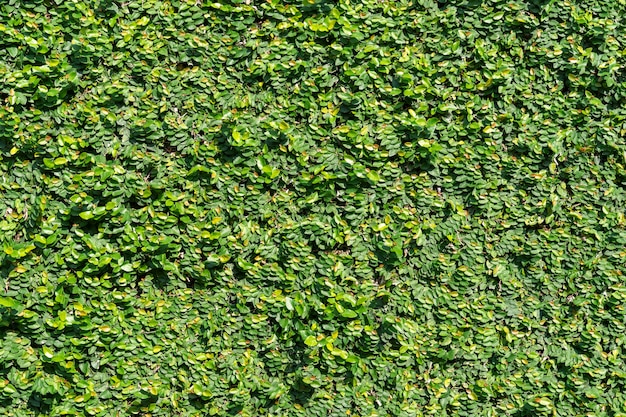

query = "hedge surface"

[2,0,626,415]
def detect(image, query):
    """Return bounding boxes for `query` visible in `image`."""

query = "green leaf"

[340,309,357,318]
[304,336,317,346]
[43,346,54,359]
[0,297,20,309]
[79,211,94,220]
[366,170,380,182]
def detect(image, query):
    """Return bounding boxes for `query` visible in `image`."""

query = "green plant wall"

[2,0,626,415]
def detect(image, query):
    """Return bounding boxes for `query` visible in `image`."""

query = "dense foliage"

[2,0,626,415]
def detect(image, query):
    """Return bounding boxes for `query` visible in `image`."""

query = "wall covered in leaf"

[2,0,626,415]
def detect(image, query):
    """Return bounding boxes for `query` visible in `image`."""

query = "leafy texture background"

[2,0,626,415]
